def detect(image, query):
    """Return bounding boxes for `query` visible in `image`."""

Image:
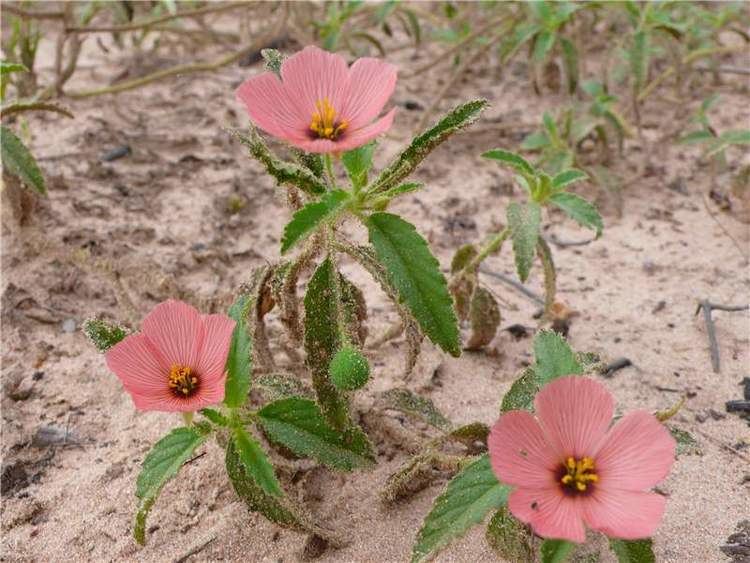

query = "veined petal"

[195,314,236,383]
[344,57,397,129]
[582,489,666,539]
[509,487,587,543]
[280,45,350,120]
[488,411,560,488]
[105,333,168,396]
[535,376,614,459]
[329,108,396,152]
[141,300,204,368]
[594,410,675,491]
[236,73,310,142]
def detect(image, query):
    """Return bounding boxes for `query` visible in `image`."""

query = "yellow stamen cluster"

[310,98,348,140]
[560,456,599,493]
[168,365,198,397]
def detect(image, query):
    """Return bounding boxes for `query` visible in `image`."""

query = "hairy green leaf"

[541,539,576,563]
[678,129,715,145]
[224,295,252,408]
[233,425,281,496]
[304,258,350,429]
[629,30,649,93]
[261,48,284,75]
[534,329,583,385]
[609,538,655,563]
[500,367,538,413]
[560,37,578,94]
[552,169,588,191]
[412,454,509,563]
[549,192,603,237]
[255,372,314,402]
[134,427,208,544]
[483,149,535,177]
[82,318,128,352]
[342,142,375,190]
[368,213,460,356]
[486,506,534,562]
[520,130,551,151]
[234,129,327,195]
[200,408,228,426]
[1,125,45,194]
[369,99,488,193]
[380,388,453,431]
[378,181,424,201]
[281,190,350,253]
[0,61,28,75]
[507,202,541,282]
[257,397,375,471]
[532,30,556,63]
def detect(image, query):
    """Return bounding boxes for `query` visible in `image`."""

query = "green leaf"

[541,539,576,563]
[1,125,45,195]
[261,48,284,75]
[500,367,537,413]
[560,37,578,93]
[255,372,314,402]
[482,149,535,177]
[412,454,510,563]
[304,257,350,429]
[234,129,327,195]
[549,192,603,237]
[609,538,656,563]
[0,61,28,75]
[257,397,375,471]
[719,129,750,146]
[552,169,588,191]
[232,425,282,497]
[134,427,208,544]
[507,202,541,282]
[669,427,702,456]
[678,129,715,145]
[82,318,129,352]
[534,329,583,386]
[224,295,252,408]
[200,408,228,426]
[342,142,375,189]
[532,30,556,63]
[500,22,542,63]
[520,130,551,151]
[629,30,649,93]
[281,190,350,253]
[369,99,488,193]
[485,507,534,562]
[380,388,453,431]
[367,212,460,356]
[378,181,424,200]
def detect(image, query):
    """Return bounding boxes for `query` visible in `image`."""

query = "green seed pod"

[329,345,370,391]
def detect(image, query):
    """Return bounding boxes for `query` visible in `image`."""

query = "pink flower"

[236,45,397,154]
[488,376,676,543]
[105,300,236,412]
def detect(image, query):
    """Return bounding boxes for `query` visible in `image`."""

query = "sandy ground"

[2,8,750,563]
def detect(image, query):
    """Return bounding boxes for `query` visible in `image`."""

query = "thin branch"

[173,535,217,563]
[694,64,750,76]
[0,102,73,119]
[695,300,749,373]
[65,2,247,34]
[478,267,544,305]
[2,4,65,20]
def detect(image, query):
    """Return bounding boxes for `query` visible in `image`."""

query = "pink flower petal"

[488,411,560,488]
[195,314,236,383]
[141,300,204,369]
[582,489,666,539]
[509,487,587,543]
[343,57,397,129]
[280,46,350,120]
[594,410,675,491]
[236,73,310,142]
[105,333,168,396]
[535,376,614,459]
[330,108,396,153]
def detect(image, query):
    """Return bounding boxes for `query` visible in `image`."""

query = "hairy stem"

[536,237,557,317]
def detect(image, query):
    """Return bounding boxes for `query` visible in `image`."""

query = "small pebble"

[32,425,80,447]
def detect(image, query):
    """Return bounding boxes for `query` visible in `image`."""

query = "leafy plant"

[449,149,602,349]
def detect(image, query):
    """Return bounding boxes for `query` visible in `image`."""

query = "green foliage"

[368,99,488,194]
[541,539,576,563]
[224,295,252,408]
[380,388,453,431]
[134,427,208,544]
[549,192,603,237]
[507,202,541,282]
[232,425,282,497]
[234,130,327,195]
[412,454,509,563]
[329,344,370,390]
[609,538,656,563]
[255,372,314,402]
[261,48,283,75]
[483,149,535,178]
[669,427,702,456]
[552,169,588,191]
[367,212,460,356]
[257,397,375,471]
[304,258,351,430]
[1,125,45,195]
[200,408,229,427]
[485,507,534,562]
[500,367,538,413]
[533,329,584,385]
[0,61,27,75]
[82,318,129,352]
[342,142,375,190]
[281,190,350,253]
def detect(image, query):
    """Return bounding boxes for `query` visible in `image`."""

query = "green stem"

[536,237,557,317]
[182,412,194,426]
[324,153,337,190]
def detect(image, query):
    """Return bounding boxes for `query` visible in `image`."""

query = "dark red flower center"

[558,456,598,495]
[168,365,199,398]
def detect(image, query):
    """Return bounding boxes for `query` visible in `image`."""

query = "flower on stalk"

[236,45,397,154]
[488,376,675,543]
[105,300,235,412]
